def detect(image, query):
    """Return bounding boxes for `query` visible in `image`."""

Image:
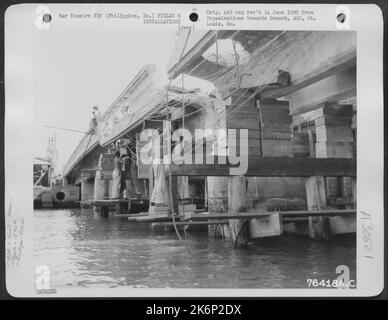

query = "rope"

[164,28,193,241]
[84,132,94,153]
[232,218,248,249]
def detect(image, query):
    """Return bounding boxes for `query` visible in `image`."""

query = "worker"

[112,151,129,199]
[108,142,117,154]
[89,106,100,134]
[92,105,101,119]
[128,143,142,196]
[172,136,190,203]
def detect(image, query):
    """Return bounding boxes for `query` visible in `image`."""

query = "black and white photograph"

[3,3,384,298]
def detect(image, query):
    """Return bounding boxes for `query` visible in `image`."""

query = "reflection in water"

[34,209,356,289]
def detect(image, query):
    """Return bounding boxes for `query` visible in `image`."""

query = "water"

[34,209,356,289]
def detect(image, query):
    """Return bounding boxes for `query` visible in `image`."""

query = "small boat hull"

[34,185,80,209]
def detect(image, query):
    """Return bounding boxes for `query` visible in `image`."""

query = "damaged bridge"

[62,30,357,244]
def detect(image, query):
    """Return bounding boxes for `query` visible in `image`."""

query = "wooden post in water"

[313,103,354,236]
[207,177,229,239]
[305,176,330,240]
[228,176,249,247]
[306,122,330,239]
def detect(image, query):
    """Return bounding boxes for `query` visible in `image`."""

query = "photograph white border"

[4,3,384,297]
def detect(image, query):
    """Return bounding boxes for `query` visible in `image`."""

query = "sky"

[33,29,187,173]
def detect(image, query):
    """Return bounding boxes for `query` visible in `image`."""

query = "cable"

[215,30,219,72]
[181,73,186,219]
[44,125,87,134]
[111,32,241,130]
[157,82,251,128]
[163,62,261,126]
[84,132,95,153]
[164,28,193,241]
[182,74,186,133]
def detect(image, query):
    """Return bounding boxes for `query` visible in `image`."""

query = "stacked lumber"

[226,92,294,158]
[312,104,354,158]
[226,90,261,157]
[149,205,170,218]
[258,99,293,157]
[291,132,310,157]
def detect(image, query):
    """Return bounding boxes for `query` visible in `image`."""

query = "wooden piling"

[313,103,355,236]
[228,176,249,247]
[305,176,330,240]
[207,177,229,239]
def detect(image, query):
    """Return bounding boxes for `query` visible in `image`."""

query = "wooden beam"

[215,32,356,98]
[84,157,356,179]
[91,199,131,206]
[288,66,356,115]
[167,30,236,79]
[184,209,355,221]
[156,220,229,226]
[187,57,231,81]
[170,157,356,177]
[84,170,144,181]
[99,171,129,180]
[260,51,356,100]
[292,103,354,128]
[132,216,177,222]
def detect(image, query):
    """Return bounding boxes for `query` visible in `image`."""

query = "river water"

[34,209,356,289]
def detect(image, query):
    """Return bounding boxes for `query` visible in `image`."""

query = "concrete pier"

[93,170,110,216]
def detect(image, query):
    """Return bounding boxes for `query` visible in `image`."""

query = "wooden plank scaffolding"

[183,210,356,220]
[126,209,356,241]
[91,199,131,216]
[85,131,356,240]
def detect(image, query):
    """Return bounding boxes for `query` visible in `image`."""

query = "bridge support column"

[81,178,94,204]
[93,170,110,217]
